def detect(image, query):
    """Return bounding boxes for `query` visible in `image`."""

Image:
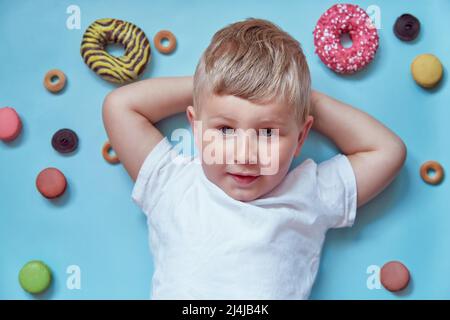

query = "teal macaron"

[18,260,52,294]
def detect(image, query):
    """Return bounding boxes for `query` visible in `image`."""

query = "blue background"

[1,0,449,299]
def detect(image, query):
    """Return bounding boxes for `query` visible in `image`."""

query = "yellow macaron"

[411,54,443,88]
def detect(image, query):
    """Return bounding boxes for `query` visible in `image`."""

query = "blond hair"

[193,18,311,123]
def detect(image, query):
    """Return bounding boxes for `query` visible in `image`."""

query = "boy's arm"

[102,76,193,181]
[311,90,407,208]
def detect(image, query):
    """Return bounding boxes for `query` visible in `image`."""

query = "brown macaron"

[394,14,420,41]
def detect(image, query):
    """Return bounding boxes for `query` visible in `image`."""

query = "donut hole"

[106,42,126,57]
[107,146,117,157]
[405,23,413,30]
[340,33,353,48]
[160,37,170,47]
[427,167,437,178]
[50,75,60,84]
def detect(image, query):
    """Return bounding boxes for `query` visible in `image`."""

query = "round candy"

[19,260,52,294]
[394,14,420,41]
[380,261,410,292]
[0,107,22,142]
[52,129,78,154]
[36,168,67,199]
[411,54,443,88]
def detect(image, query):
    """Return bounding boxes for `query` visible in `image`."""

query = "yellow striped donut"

[81,18,151,84]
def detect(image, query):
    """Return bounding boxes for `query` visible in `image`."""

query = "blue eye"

[220,126,235,135]
[260,128,273,137]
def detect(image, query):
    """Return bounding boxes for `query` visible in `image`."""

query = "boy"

[102,18,406,299]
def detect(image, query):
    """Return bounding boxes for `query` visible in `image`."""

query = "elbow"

[102,90,123,134]
[102,90,119,117]
[102,90,125,125]
[395,137,407,168]
[386,136,407,174]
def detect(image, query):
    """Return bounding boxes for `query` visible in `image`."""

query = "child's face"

[187,94,313,202]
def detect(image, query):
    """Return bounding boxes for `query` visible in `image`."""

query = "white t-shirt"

[131,137,357,300]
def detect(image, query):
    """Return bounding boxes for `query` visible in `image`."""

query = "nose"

[234,130,258,164]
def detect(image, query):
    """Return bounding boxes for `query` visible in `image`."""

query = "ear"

[186,105,195,126]
[186,106,200,148]
[294,115,314,157]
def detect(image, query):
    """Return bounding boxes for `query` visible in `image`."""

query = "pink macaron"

[0,107,22,142]
[36,168,67,199]
[380,261,410,292]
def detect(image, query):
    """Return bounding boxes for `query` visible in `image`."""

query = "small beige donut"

[420,160,444,185]
[154,30,177,54]
[102,141,120,164]
[44,69,66,93]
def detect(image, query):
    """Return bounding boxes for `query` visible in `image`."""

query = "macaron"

[380,261,410,292]
[394,14,420,41]
[0,107,22,142]
[52,128,78,154]
[19,260,52,294]
[36,167,67,199]
[411,54,443,88]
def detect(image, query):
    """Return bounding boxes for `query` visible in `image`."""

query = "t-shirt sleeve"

[131,137,188,217]
[316,154,358,229]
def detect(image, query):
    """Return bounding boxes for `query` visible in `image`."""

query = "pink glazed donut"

[313,3,379,74]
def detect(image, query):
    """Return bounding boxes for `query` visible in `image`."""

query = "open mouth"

[228,173,260,185]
